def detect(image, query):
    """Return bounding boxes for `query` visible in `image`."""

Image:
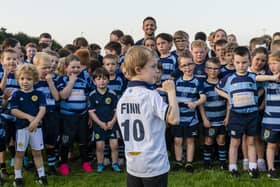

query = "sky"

[1,0,279,49]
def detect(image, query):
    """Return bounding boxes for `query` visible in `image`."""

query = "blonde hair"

[56,57,67,76]
[269,50,280,62]
[124,46,156,77]
[16,63,39,83]
[191,40,207,50]
[33,52,51,66]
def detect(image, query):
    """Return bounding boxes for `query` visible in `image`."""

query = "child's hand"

[28,121,38,132]
[203,119,211,128]
[100,122,108,131]
[107,121,114,130]
[275,73,280,82]
[223,117,229,127]
[69,74,78,83]
[2,64,11,75]
[3,89,14,100]
[46,74,54,82]
[88,118,93,128]
[157,80,175,93]
[187,102,197,109]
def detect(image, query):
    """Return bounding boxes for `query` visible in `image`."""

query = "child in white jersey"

[117,46,179,187]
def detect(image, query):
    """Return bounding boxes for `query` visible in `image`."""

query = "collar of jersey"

[127,81,151,89]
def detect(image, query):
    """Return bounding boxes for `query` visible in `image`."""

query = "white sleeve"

[151,90,168,121]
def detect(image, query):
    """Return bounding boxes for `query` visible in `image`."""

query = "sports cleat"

[230,169,240,177]
[267,169,279,180]
[172,161,183,171]
[13,178,24,187]
[220,162,228,170]
[59,163,70,176]
[185,163,194,173]
[0,168,9,178]
[203,161,211,169]
[97,163,104,173]
[82,162,93,173]
[249,168,259,179]
[48,166,58,176]
[112,163,122,172]
[36,176,48,185]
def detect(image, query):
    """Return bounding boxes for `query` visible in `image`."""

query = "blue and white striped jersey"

[203,81,227,126]
[159,54,177,81]
[175,76,205,126]
[57,76,91,115]
[216,72,259,114]
[262,81,280,131]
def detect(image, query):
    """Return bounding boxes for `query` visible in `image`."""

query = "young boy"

[0,49,20,170]
[219,42,238,79]
[89,67,121,173]
[215,46,260,178]
[173,52,206,172]
[156,33,177,81]
[103,54,126,165]
[199,57,228,170]
[117,46,179,187]
[256,51,280,179]
[33,52,60,175]
[214,39,227,65]
[191,40,208,81]
[24,43,37,64]
[172,30,190,58]
[10,64,47,186]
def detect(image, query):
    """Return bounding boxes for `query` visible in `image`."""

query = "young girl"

[10,64,47,186]
[57,54,93,175]
[155,33,177,81]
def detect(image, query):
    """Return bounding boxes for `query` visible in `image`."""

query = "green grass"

[3,162,280,187]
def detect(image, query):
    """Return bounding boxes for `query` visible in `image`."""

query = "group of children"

[0,20,280,186]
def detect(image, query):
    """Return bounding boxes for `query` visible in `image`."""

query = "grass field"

[3,161,280,187]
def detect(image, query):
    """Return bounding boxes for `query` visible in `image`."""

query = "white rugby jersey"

[117,81,169,177]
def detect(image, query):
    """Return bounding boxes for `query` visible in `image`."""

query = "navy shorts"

[93,124,118,142]
[203,125,226,138]
[42,111,60,146]
[262,128,280,143]
[171,125,198,138]
[61,114,89,146]
[228,111,258,138]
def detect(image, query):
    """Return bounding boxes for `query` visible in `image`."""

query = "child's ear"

[134,66,142,74]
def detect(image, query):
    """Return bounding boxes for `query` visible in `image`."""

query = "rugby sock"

[229,164,237,171]
[8,146,15,158]
[54,145,60,161]
[60,146,69,164]
[218,145,227,162]
[46,148,56,167]
[203,144,212,162]
[37,167,45,177]
[14,169,22,179]
[118,139,125,160]
[249,162,257,170]
[79,145,88,163]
